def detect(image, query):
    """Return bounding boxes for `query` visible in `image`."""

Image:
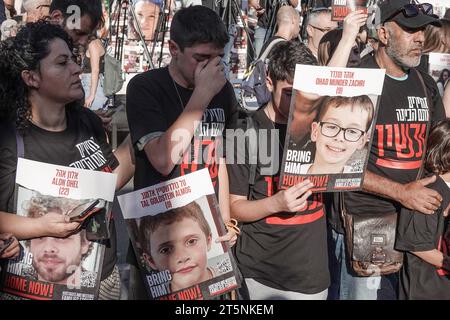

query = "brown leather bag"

[340,69,432,277]
[341,198,403,276]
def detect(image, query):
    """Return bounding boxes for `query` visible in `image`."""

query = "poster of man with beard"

[0,159,117,300]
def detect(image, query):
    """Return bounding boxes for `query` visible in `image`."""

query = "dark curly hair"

[0,21,78,133]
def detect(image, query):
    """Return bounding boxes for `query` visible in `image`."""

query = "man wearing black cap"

[328,0,446,300]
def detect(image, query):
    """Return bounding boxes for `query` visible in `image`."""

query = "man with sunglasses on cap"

[327,0,446,300]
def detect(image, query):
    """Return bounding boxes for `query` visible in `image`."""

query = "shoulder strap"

[259,38,286,61]
[10,123,24,158]
[414,68,432,180]
[246,116,259,199]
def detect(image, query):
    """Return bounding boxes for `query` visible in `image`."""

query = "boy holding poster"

[227,41,329,300]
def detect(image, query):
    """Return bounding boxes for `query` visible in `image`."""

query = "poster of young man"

[0,159,117,300]
[279,65,385,192]
[117,169,240,300]
[428,52,450,96]
[331,0,369,21]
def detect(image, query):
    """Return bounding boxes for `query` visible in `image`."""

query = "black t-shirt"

[0,108,119,280]
[339,55,446,217]
[396,175,450,300]
[125,67,238,296]
[227,108,330,294]
[126,66,239,192]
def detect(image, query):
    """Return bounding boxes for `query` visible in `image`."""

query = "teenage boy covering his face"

[126,5,239,299]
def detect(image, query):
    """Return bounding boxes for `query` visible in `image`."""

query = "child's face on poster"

[311,104,368,169]
[148,217,212,292]
[134,1,160,41]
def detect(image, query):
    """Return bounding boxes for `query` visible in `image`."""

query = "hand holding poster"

[0,159,117,300]
[332,0,369,21]
[279,65,385,192]
[118,169,240,300]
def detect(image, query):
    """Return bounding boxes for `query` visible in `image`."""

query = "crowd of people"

[0,0,449,301]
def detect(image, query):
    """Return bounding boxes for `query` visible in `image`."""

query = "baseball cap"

[379,0,441,28]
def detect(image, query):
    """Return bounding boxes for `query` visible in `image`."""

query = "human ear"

[50,10,64,27]
[356,133,367,150]
[306,24,313,38]
[377,25,389,46]
[80,238,90,255]
[169,40,180,59]
[266,75,274,93]
[207,235,212,251]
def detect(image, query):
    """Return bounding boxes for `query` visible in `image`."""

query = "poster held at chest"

[0,158,117,300]
[118,169,241,300]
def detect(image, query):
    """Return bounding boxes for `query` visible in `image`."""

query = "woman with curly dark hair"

[0,21,134,299]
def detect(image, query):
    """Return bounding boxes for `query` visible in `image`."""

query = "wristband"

[225,218,241,236]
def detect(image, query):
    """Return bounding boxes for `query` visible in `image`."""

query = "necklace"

[265,106,285,152]
[171,77,185,112]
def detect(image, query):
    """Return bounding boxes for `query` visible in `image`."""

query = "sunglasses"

[384,3,434,23]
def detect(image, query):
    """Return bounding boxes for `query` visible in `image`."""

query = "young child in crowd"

[396,119,450,300]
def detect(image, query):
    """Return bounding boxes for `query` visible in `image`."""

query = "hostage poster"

[118,169,240,300]
[0,158,117,300]
[279,65,385,192]
[331,0,369,21]
[428,52,450,96]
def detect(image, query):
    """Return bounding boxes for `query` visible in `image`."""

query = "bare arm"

[215,161,238,246]
[113,134,135,190]
[144,57,226,176]
[363,171,442,215]
[218,159,230,223]
[84,39,105,108]
[0,211,80,240]
[413,250,444,269]
[230,180,313,222]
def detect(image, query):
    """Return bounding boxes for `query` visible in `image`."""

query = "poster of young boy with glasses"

[279,64,385,192]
